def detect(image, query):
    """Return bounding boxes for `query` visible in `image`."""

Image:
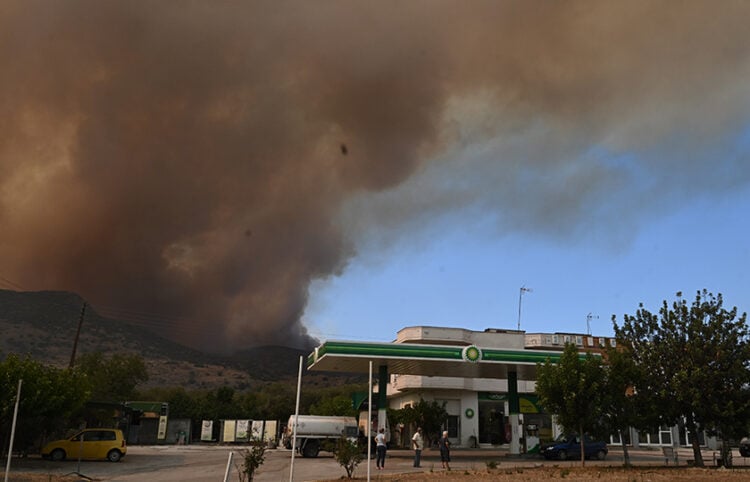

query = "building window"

[599,337,606,347]
[575,336,583,346]
[587,336,594,346]
[610,339,617,347]
[545,335,552,345]
[563,335,571,344]
[552,335,560,345]
[444,415,459,438]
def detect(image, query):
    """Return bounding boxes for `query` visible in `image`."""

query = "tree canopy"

[0,355,90,453]
[75,352,148,402]
[536,343,607,465]
[392,398,448,447]
[597,345,647,467]
[613,290,750,467]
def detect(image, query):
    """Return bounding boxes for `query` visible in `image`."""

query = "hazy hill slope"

[0,290,277,389]
[0,289,361,389]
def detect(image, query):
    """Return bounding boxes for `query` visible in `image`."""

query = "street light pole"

[517,286,532,331]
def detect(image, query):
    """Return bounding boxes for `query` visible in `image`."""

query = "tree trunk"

[579,424,585,466]
[620,430,631,467]
[688,423,704,467]
[721,440,733,468]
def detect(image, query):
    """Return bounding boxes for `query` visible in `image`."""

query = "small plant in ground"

[234,440,266,482]
[486,460,498,470]
[560,467,570,478]
[332,436,363,479]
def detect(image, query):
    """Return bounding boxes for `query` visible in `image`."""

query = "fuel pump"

[525,423,540,454]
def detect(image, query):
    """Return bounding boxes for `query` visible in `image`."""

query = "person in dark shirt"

[439,430,451,470]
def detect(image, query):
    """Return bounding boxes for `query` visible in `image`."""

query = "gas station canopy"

[307,340,571,380]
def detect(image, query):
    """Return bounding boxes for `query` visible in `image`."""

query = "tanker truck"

[282,415,359,458]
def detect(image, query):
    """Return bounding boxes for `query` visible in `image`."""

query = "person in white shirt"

[411,427,423,468]
[375,428,387,469]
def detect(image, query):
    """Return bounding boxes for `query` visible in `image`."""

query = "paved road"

[7,445,750,482]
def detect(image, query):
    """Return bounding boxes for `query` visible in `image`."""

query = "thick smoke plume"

[2,1,749,352]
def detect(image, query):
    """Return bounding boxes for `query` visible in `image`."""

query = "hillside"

[0,289,359,390]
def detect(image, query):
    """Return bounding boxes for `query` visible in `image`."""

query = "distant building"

[309,325,714,452]
[385,326,616,451]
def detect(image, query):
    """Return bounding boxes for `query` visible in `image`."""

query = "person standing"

[439,430,451,470]
[411,427,423,467]
[375,428,387,470]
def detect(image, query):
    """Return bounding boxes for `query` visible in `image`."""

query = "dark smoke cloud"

[2,1,749,352]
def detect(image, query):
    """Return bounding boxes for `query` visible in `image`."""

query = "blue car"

[542,434,608,460]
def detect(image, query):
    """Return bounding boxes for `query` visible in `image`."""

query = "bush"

[332,437,364,479]
[235,441,266,482]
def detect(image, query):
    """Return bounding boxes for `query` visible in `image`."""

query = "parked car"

[41,428,127,462]
[740,437,750,457]
[542,434,607,460]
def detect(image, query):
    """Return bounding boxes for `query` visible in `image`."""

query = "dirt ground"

[9,466,750,482]
[5,476,82,482]
[316,466,750,481]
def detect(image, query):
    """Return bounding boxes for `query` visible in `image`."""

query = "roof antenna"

[586,313,599,335]
[517,286,533,331]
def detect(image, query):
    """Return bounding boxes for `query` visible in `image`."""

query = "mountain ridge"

[0,289,353,389]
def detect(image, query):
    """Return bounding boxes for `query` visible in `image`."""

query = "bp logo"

[462,345,482,363]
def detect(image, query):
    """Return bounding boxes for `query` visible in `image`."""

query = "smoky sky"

[2,1,750,352]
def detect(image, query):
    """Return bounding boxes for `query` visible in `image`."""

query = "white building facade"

[308,325,716,452]
[383,326,713,451]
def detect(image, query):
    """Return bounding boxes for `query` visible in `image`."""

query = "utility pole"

[4,379,22,482]
[517,286,532,331]
[69,302,87,369]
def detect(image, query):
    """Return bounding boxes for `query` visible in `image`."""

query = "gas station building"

[307,325,616,454]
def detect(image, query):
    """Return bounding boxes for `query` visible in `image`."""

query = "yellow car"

[42,428,127,462]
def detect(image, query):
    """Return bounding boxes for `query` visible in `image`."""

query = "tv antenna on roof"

[517,286,533,331]
[586,313,599,335]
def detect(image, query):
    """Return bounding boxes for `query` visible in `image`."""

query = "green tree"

[0,355,89,453]
[200,386,244,420]
[236,390,262,420]
[536,343,606,466]
[234,440,266,481]
[252,381,296,421]
[613,290,750,467]
[138,386,202,420]
[309,393,357,416]
[305,384,367,417]
[599,346,647,467]
[332,436,363,479]
[394,398,447,448]
[75,352,148,402]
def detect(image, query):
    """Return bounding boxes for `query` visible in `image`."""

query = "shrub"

[332,437,363,479]
[235,441,266,482]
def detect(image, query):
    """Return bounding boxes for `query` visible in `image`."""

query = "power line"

[305,329,394,343]
[0,275,26,291]
[93,304,214,330]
